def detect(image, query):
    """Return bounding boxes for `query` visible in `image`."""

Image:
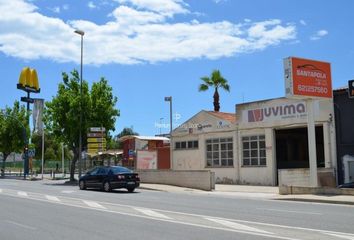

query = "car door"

[86,167,100,188]
[96,168,108,187]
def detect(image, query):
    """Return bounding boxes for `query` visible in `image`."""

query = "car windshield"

[111,167,132,174]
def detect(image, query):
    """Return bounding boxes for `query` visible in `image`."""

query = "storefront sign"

[245,102,307,123]
[284,57,332,99]
[348,80,354,98]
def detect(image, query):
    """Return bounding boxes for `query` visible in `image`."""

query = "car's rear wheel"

[127,187,135,193]
[103,181,111,192]
[79,180,86,190]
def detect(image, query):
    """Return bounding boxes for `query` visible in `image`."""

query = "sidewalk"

[140,183,354,205]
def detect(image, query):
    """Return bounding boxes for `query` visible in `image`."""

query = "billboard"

[284,57,332,99]
[136,150,157,170]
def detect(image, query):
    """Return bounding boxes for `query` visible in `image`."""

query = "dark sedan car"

[79,166,140,192]
[338,182,354,188]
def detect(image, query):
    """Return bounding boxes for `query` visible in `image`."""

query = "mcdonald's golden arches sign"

[17,67,40,93]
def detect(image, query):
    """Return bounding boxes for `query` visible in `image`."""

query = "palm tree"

[198,70,230,112]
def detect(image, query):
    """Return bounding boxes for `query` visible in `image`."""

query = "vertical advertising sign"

[284,57,332,99]
[348,80,354,98]
[33,99,44,134]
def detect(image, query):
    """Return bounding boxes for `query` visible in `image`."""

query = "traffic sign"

[87,138,106,143]
[90,127,106,132]
[348,80,354,98]
[87,132,105,138]
[88,143,106,149]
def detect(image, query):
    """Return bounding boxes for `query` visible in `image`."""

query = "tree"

[198,69,230,112]
[45,70,119,181]
[0,101,29,175]
[116,127,139,139]
[115,127,139,149]
[31,132,72,164]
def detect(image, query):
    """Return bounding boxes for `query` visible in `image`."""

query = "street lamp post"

[74,29,84,179]
[164,96,173,170]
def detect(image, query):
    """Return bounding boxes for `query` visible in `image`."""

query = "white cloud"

[300,20,306,26]
[48,4,70,14]
[0,0,297,65]
[88,1,97,9]
[213,0,227,3]
[49,6,61,13]
[310,29,328,40]
[115,0,189,17]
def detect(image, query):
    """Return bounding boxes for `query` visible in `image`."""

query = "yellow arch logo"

[17,67,40,93]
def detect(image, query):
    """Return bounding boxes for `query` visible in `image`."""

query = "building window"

[242,135,266,166]
[175,140,198,150]
[206,137,233,167]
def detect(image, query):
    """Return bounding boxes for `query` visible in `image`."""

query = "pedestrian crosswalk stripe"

[83,200,106,209]
[17,191,28,197]
[45,195,60,202]
[324,233,354,240]
[205,217,273,235]
[134,208,172,220]
[0,189,2,193]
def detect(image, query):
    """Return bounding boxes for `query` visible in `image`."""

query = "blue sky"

[1,0,354,137]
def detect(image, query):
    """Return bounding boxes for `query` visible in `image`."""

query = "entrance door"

[275,126,325,185]
[349,161,354,182]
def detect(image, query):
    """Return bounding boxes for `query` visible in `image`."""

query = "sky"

[1,0,354,137]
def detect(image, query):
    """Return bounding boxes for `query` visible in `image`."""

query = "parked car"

[79,166,140,192]
[337,182,354,188]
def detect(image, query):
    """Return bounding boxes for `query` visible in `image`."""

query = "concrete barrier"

[279,185,354,195]
[136,170,215,191]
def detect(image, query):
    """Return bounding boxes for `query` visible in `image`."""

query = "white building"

[172,110,237,183]
[236,97,336,186]
[172,97,337,186]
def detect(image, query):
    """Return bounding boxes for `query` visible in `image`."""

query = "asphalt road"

[1,179,354,240]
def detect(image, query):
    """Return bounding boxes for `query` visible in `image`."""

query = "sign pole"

[62,143,65,177]
[41,128,44,180]
[306,99,318,187]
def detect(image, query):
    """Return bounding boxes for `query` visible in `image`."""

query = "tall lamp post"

[164,96,173,170]
[74,29,84,178]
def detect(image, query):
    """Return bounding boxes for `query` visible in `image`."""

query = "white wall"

[237,128,275,186]
[278,169,310,187]
[172,131,238,183]
[136,170,215,191]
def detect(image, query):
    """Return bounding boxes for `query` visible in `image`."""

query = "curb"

[274,197,354,206]
[138,186,166,192]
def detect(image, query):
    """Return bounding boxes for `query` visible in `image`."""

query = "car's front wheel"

[127,187,135,193]
[103,181,111,192]
[79,180,86,190]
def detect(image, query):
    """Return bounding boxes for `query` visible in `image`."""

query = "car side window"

[98,168,107,175]
[90,168,100,175]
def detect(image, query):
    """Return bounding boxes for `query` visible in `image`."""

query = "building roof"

[333,86,348,92]
[206,111,236,123]
[119,135,170,142]
[87,149,123,157]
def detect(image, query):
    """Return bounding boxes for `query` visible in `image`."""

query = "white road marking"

[83,200,106,209]
[45,195,60,202]
[5,220,36,230]
[206,217,272,234]
[0,188,2,193]
[134,208,172,220]
[17,191,28,197]
[257,208,322,215]
[2,187,354,240]
[61,190,75,193]
[325,233,354,240]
